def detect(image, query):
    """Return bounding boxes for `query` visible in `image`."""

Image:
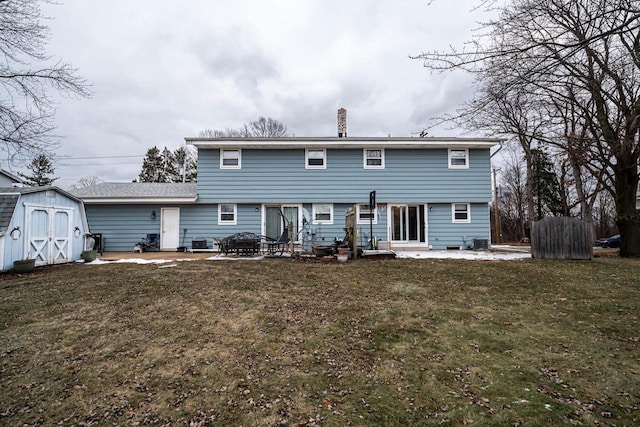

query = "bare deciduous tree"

[417,0,640,256]
[0,0,91,163]
[69,175,103,190]
[199,117,288,138]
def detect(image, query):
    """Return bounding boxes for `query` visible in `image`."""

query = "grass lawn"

[1,257,639,426]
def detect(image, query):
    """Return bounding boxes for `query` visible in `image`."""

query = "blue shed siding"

[427,203,490,250]
[2,190,88,270]
[196,148,492,203]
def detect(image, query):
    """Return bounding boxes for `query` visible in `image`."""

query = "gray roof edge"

[70,182,197,199]
[185,136,503,142]
[0,168,26,184]
[0,186,83,203]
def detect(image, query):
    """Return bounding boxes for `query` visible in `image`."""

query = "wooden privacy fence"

[531,217,593,260]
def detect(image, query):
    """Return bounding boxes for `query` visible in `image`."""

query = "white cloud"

[23,0,494,188]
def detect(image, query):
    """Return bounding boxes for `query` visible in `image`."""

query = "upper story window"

[306,149,326,169]
[218,203,237,225]
[448,148,469,169]
[357,204,377,224]
[452,203,471,223]
[364,148,384,169]
[312,203,333,224]
[221,149,241,169]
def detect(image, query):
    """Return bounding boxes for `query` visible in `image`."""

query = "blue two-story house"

[73,135,499,252]
[185,136,498,251]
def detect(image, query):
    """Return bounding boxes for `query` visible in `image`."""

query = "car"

[595,234,620,248]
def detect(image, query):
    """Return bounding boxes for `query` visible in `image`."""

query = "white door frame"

[261,203,303,242]
[25,203,73,266]
[160,207,180,250]
[387,203,429,248]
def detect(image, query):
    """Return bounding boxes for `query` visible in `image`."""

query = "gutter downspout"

[490,139,505,159]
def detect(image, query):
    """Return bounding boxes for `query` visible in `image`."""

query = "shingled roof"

[0,186,85,233]
[71,182,197,202]
[0,193,18,233]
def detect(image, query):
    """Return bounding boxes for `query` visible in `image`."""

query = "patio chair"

[264,230,289,256]
[137,233,160,252]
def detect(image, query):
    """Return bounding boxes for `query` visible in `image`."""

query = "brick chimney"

[337,108,347,138]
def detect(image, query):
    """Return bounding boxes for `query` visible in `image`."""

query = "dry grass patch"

[1,258,639,426]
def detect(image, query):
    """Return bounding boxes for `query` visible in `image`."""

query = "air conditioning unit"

[473,238,489,250]
[192,238,208,249]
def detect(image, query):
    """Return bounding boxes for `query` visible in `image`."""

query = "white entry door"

[161,208,180,250]
[27,205,72,266]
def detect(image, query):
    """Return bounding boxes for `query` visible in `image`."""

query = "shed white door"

[161,208,180,250]
[27,206,72,266]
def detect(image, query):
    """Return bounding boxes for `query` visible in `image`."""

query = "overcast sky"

[23,0,492,188]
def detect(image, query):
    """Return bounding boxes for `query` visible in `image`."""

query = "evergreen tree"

[161,147,177,182]
[171,146,197,182]
[137,146,164,182]
[531,148,563,219]
[136,145,197,183]
[18,154,58,186]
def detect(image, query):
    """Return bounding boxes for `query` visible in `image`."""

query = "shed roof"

[0,186,85,233]
[71,182,197,204]
[0,194,19,233]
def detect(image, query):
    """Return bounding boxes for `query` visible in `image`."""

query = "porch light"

[151,210,156,220]
[10,226,20,240]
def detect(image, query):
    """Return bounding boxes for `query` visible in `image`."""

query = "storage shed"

[0,187,91,271]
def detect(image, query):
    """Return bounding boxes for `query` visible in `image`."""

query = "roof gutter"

[81,197,197,204]
[490,139,506,158]
[185,137,500,150]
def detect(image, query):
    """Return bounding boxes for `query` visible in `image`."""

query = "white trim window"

[357,204,377,224]
[220,149,241,169]
[448,148,469,169]
[363,148,384,169]
[305,149,326,169]
[218,203,237,225]
[452,203,471,223]
[312,203,333,224]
